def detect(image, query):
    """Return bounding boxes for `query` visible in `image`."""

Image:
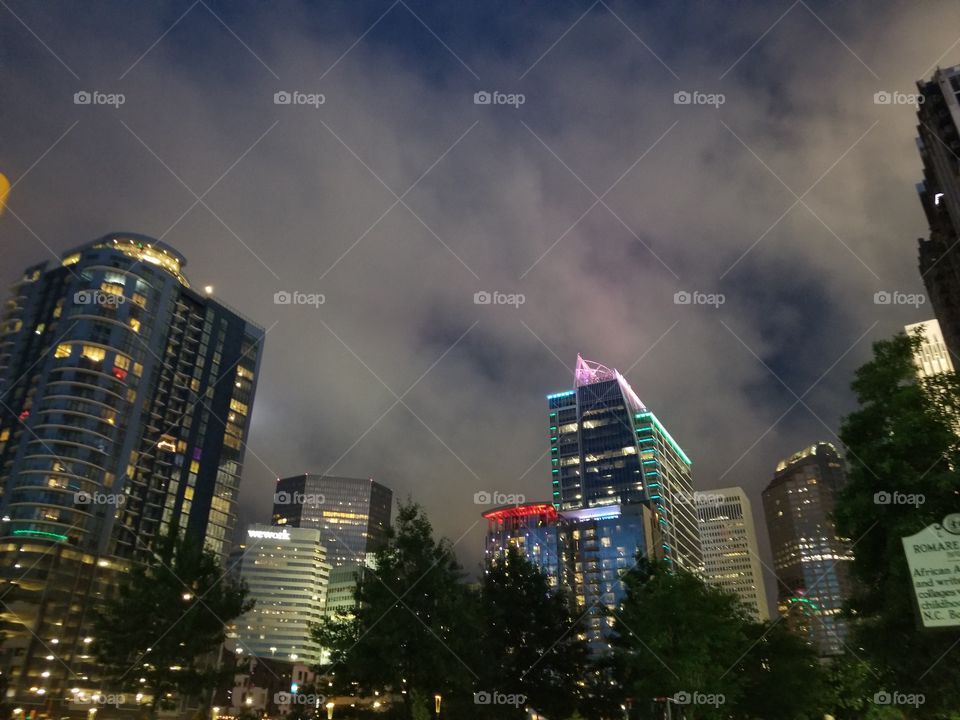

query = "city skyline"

[1,0,957,626]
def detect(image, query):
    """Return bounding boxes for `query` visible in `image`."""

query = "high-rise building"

[696,487,770,622]
[482,502,562,589]
[482,501,655,652]
[0,233,264,709]
[233,524,331,665]
[558,503,655,652]
[905,319,955,377]
[761,442,854,656]
[272,474,392,616]
[915,65,960,358]
[482,356,702,652]
[548,355,702,573]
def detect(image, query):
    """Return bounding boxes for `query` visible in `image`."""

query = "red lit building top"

[482,502,558,523]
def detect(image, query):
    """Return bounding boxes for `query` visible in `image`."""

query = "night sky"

[1,1,955,597]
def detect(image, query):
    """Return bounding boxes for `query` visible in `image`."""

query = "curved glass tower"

[0,233,264,712]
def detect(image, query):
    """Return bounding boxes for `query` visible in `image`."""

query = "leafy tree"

[734,620,827,719]
[313,501,480,719]
[836,331,960,718]
[610,559,753,719]
[611,559,828,719]
[478,546,588,719]
[93,533,252,719]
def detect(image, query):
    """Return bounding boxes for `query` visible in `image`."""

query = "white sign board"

[902,514,960,628]
[248,528,290,540]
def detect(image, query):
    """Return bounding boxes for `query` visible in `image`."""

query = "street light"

[434,694,442,717]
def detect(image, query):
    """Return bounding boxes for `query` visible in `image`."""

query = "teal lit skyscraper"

[548,355,702,573]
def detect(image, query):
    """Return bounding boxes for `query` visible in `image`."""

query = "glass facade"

[559,504,653,653]
[484,355,703,653]
[0,233,264,711]
[549,355,702,573]
[482,503,562,588]
[272,474,392,616]
[761,442,854,656]
[482,502,654,652]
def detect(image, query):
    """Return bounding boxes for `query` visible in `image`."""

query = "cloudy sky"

[2,0,958,588]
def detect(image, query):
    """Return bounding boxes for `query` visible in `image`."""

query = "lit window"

[129,318,141,333]
[81,346,106,362]
[114,354,131,371]
[131,294,147,308]
[55,343,73,359]
[100,282,124,298]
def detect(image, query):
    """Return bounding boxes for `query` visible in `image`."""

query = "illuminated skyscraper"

[272,474,392,617]
[0,233,264,709]
[696,487,770,621]
[548,355,702,573]
[761,442,854,656]
[482,501,655,652]
[905,319,955,377]
[233,524,331,665]
[482,502,562,588]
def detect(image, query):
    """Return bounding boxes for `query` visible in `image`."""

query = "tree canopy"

[93,533,252,718]
[835,330,960,718]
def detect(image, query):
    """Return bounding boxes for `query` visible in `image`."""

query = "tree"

[836,331,960,718]
[611,559,827,719]
[478,546,588,719]
[93,533,252,718]
[611,560,752,718]
[734,621,827,719]
[313,501,480,719]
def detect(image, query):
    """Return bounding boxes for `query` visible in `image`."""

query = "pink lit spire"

[574,354,647,412]
[574,355,617,386]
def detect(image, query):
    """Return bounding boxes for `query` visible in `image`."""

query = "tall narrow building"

[233,524,331,665]
[761,443,854,656]
[549,355,702,573]
[696,487,770,621]
[0,233,264,710]
[915,65,960,358]
[272,474,392,617]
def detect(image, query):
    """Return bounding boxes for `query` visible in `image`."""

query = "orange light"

[0,173,9,216]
